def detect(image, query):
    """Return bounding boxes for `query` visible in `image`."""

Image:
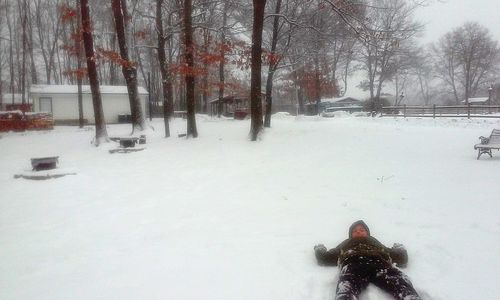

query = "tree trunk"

[294,65,304,115]
[217,1,227,118]
[6,2,14,102]
[156,0,170,137]
[15,28,21,95]
[202,30,209,114]
[264,71,274,127]
[314,54,321,115]
[183,0,198,137]
[394,74,399,106]
[21,0,27,104]
[166,21,174,117]
[0,39,2,108]
[27,4,38,85]
[76,0,84,128]
[249,0,266,141]
[80,0,108,145]
[264,0,282,128]
[109,34,118,85]
[367,51,376,113]
[111,0,146,133]
[464,59,471,104]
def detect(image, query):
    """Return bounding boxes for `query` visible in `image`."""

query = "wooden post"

[403,104,406,118]
[433,104,436,119]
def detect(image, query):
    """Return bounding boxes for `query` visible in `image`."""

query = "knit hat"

[349,220,370,238]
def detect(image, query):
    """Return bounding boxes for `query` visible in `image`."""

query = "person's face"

[351,224,369,238]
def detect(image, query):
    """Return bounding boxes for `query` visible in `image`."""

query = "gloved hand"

[391,243,408,268]
[392,243,405,250]
[314,244,327,252]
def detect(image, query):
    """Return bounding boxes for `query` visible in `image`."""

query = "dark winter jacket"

[315,236,409,268]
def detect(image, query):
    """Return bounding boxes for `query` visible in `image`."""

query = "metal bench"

[474,129,500,159]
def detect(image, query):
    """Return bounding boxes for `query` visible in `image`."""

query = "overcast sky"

[416,0,500,44]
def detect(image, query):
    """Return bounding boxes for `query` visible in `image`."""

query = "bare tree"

[183,0,197,138]
[433,22,500,104]
[34,0,63,84]
[0,3,3,106]
[5,0,15,104]
[357,0,421,112]
[19,0,28,104]
[26,1,38,85]
[278,0,361,115]
[250,0,267,141]
[409,47,434,105]
[155,0,172,137]
[262,0,303,126]
[263,0,283,127]
[217,1,228,118]
[75,0,84,128]
[195,0,218,114]
[111,0,146,133]
[80,0,108,145]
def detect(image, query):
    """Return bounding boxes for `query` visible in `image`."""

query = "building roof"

[320,96,361,104]
[29,84,149,95]
[463,97,489,103]
[209,95,249,104]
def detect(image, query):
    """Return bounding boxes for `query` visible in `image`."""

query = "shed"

[209,92,269,119]
[29,84,148,125]
[209,95,249,118]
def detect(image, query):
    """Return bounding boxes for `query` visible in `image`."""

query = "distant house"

[209,95,249,118]
[29,85,148,125]
[319,96,364,112]
[1,93,31,111]
[209,93,266,119]
[462,97,490,105]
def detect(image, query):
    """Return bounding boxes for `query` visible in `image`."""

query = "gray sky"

[416,0,500,44]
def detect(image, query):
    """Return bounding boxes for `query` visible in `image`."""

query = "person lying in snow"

[314,220,421,300]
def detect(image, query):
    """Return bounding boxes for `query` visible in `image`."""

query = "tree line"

[0,0,498,143]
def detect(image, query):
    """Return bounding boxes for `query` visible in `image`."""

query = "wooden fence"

[380,104,500,119]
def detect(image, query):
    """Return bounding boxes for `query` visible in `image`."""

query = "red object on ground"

[234,110,248,120]
[0,111,54,132]
[6,104,32,113]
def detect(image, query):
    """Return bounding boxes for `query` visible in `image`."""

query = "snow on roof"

[208,95,248,104]
[0,110,23,115]
[29,84,148,95]
[321,96,361,103]
[463,97,489,103]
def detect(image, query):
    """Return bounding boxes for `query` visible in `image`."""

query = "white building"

[29,84,148,124]
[462,97,489,105]
[320,96,364,112]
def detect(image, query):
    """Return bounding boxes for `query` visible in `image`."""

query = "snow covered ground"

[1,114,499,300]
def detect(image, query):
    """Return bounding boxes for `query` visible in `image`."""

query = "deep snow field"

[1,114,499,300]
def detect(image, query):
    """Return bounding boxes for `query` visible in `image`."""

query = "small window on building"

[39,97,53,113]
